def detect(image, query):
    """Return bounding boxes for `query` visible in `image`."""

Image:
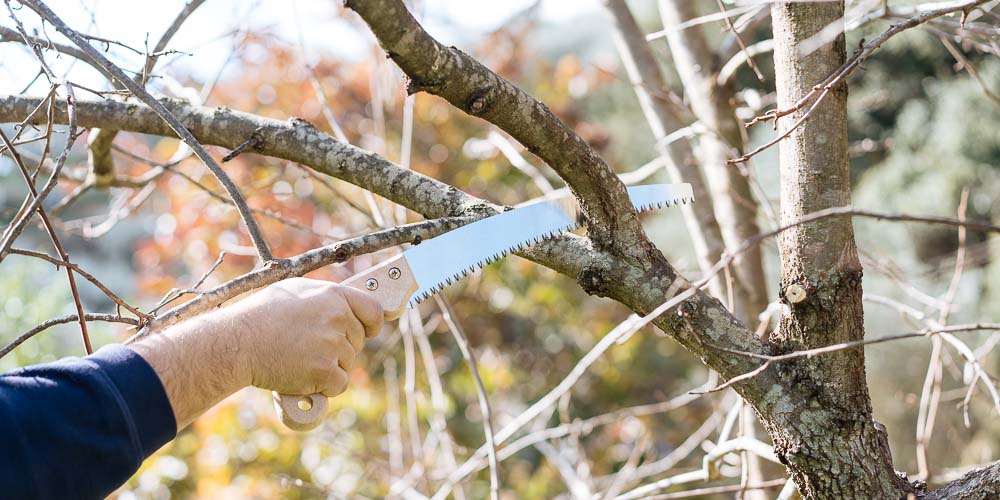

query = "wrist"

[127,306,252,428]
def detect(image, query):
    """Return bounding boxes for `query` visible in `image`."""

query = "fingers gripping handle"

[274,255,418,431]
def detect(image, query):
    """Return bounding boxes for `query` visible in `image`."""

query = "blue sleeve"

[0,345,177,499]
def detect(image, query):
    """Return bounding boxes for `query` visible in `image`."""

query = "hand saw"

[275,183,693,430]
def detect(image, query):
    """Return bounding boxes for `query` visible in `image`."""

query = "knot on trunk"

[578,265,612,297]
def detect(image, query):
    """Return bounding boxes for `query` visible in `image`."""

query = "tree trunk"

[762,2,912,497]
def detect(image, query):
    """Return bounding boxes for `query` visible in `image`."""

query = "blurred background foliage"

[0,1,997,498]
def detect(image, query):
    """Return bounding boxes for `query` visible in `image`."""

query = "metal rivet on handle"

[388,267,401,280]
[365,278,379,291]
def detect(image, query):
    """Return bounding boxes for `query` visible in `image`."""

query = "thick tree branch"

[925,460,1000,499]
[766,3,910,497]
[344,0,650,258]
[0,95,481,218]
[337,2,780,425]
[0,94,617,345]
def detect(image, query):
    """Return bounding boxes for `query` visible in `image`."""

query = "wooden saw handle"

[274,255,418,431]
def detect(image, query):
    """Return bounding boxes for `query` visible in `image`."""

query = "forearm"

[127,305,251,430]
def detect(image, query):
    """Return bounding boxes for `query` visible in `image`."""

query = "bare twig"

[132,216,473,337]
[939,34,1000,105]
[139,0,207,85]
[0,123,99,353]
[731,0,990,164]
[0,313,140,359]
[9,247,146,320]
[0,25,113,80]
[435,296,499,500]
[714,0,765,81]
[701,323,1000,394]
[641,479,787,500]
[148,251,227,315]
[0,87,78,266]
[21,0,274,262]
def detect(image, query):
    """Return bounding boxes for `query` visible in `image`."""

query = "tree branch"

[0,95,775,424]
[0,95,482,218]
[0,313,140,359]
[0,25,113,80]
[926,460,1000,499]
[21,0,273,261]
[657,0,769,325]
[134,216,472,335]
[344,0,649,257]
[733,0,989,164]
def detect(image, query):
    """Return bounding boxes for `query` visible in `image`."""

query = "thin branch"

[0,25,113,80]
[0,313,140,359]
[147,251,227,315]
[139,0,207,85]
[714,0,765,81]
[435,296,499,500]
[718,39,774,85]
[0,88,78,265]
[131,216,473,337]
[4,0,56,80]
[642,479,787,500]
[939,33,1000,105]
[701,323,1000,394]
[645,4,762,40]
[0,124,93,352]
[731,0,989,164]
[9,247,146,320]
[21,0,273,262]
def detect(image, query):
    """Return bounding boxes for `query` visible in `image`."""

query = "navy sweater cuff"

[89,344,177,457]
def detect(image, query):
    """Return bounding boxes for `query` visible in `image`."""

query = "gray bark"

[764,2,911,498]
[924,461,1000,499]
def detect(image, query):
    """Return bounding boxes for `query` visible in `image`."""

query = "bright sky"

[0,0,602,95]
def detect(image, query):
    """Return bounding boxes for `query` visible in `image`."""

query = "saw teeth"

[410,193,692,307]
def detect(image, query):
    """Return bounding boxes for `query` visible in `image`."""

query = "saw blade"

[404,183,694,307]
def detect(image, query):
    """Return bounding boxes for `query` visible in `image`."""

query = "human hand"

[232,277,384,397]
[130,277,383,430]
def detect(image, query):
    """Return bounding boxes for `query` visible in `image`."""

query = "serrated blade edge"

[404,183,694,307]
